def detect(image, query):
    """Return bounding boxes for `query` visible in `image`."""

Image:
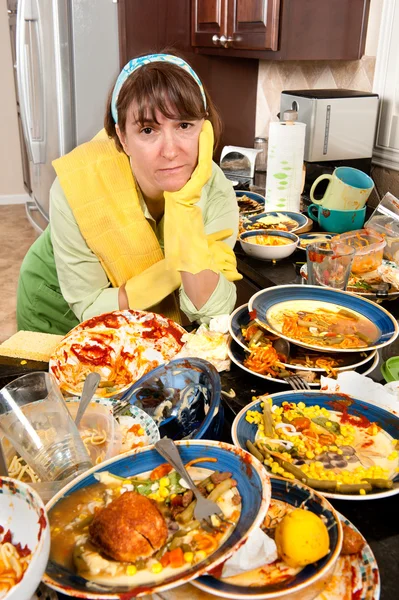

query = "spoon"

[154,438,222,521]
[273,337,291,360]
[75,372,101,427]
[0,441,8,477]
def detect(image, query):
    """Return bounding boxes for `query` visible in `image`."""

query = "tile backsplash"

[255,55,399,208]
[255,56,376,137]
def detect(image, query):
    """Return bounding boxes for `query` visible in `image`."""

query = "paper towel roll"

[265,122,306,212]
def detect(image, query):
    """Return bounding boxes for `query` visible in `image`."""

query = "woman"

[17,53,241,335]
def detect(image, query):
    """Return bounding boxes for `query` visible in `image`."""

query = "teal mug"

[308,204,366,233]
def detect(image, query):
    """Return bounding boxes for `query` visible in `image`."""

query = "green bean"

[356,331,372,343]
[361,478,393,490]
[306,479,338,492]
[246,440,265,462]
[338,308,359,321]
[337,483,372,494]
[277,459,309,483]
[173,520,200,538]
[263,401,274,437]
[207,479,234,502]
[176,500,196,524]
[255,442,272,459]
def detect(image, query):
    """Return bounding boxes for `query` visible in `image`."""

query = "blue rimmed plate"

[248,285,399,353]
[43,440,271,599]
[229,304,377,373]
[298,232,334,250]
[236,191,266,215]
[242,211,307,233]
[192,493,379,599]
[192,475,342,600]
[231,390,399,501]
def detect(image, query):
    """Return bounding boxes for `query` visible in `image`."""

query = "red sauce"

[249,309,257,320]
[15,542,31,557]
[3,529,12,543]
[0,525,3,533]
[360,439,374,448]
[38,508,47,541]
[140,316,183,345]
[83,313,129,330]
[119,586,154,599]
[339,407,371,428]
[71,343,112,367]
[242,452,253,478]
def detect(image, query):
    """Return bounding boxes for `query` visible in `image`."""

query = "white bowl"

[0,477,50,600]
[239,229,299,260]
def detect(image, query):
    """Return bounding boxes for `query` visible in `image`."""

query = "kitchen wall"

[255,0,399,207]
[0,0,25,200]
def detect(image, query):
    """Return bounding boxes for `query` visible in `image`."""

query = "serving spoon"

[74,372,101,427]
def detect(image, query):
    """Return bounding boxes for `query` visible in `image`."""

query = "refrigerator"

[7,0,120,232]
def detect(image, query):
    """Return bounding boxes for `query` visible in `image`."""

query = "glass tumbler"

[0,372,92,481]
[306,241,355,290]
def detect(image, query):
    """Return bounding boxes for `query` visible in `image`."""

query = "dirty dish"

[239,230,299,261]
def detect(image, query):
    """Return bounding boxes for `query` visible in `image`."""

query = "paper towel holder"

[220,145,262,179]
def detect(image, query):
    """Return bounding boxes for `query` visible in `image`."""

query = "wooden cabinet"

[192,0,280,51]
[192,0,371,61]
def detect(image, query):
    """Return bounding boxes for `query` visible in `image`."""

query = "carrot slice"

[149,463,173,480]
[169,547,185,568]
[185,457,218,468]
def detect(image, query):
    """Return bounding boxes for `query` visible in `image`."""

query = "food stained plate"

[43,440,271,599]
[236,191,266,215]
[232,391,399,501]
[248,285,398,353]
[229,304,377,373]
[228,338,379,388]
[191,501,379,600]
[298,232,335,250]
[49,310,186,398]
[241,211,307,233]
[300,260,399,300]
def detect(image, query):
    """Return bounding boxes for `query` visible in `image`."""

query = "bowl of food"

[43,440,271,599]
[192,475,343,600]
[236,191,265,215]
[0,477,50,600]
[333,229,386,274]
[239,229,299,261]
[120,357,223,440]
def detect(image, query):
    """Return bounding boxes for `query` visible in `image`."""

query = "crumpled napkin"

[175,315,230,372]
[320,371,399,415]
[221,528,278,579]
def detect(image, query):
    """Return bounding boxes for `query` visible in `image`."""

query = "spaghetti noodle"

[0,526,32,594]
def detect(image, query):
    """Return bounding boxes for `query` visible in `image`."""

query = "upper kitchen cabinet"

[191,0,371,60]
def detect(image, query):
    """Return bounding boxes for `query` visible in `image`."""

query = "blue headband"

[111,54,207,123]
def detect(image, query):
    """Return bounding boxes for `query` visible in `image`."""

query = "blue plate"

[120,358,223,440]
[298,232,334,250]
[236,191,265,215]
[231,390,399,500]
[193,476,342,600]
[43,441,271,599]
[228,303,377,372]
[248,284,399,352]
[242,211,307,232]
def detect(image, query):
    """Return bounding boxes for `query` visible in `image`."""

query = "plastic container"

[366,193,399,263]
[66,399,122,465]
[381,357,399,383]
[333,229,386,274]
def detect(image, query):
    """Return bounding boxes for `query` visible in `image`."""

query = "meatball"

[341,523,364,555]
[89,491,168,562]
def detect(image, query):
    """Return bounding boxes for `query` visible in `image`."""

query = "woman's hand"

[164,120,214,207]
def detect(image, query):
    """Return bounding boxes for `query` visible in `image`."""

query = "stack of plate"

[228,285,399,387]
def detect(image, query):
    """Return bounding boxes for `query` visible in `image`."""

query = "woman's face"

[117,104,204,200]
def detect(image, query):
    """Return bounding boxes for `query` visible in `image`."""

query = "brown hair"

[104,54,222,152]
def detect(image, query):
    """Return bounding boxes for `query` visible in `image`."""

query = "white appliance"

[8,0,120,232]
[280,90,379,163]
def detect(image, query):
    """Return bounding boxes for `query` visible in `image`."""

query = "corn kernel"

[195,551,207,561]
[359,489,366,496]
[151,562,163,574]
[184,552,194,563]
[160,477,170,487]
[306,450,315,460]
[159,487,169,498]
[126,565,137,576]
[388,451,398,460]
[170,493,177,499]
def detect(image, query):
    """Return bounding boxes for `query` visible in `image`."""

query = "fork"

[286,375,311,390]
[154,438,222,521]
[112,399,131,417]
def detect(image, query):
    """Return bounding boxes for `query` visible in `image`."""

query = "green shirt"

[49,161,239,325]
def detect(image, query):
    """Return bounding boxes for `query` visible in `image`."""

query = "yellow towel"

[52,131,180,322]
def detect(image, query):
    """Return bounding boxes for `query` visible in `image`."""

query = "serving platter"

[228,338,379,388]
[190,508,379,600]
[248,285,399,353]
[43,440,271,599]
[49,310,186,398]
[231,391,399,501]
[241,211,307,233]
[300,260,399,301]
[229,304,378,373]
